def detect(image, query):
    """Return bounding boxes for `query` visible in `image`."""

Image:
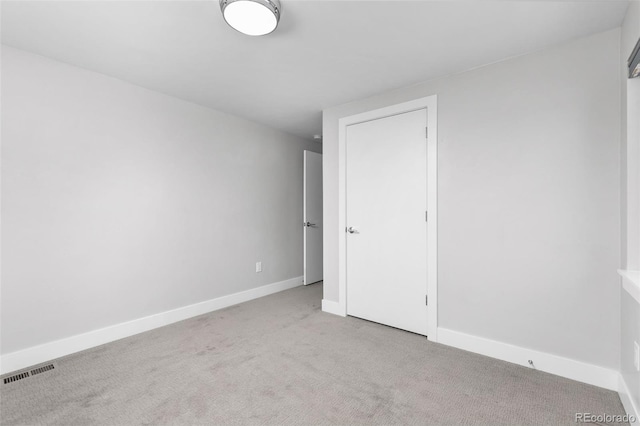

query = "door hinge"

[425,127,428,139]
[425,295,428,306]
[425,211,428,222]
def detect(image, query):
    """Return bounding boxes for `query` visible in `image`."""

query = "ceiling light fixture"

[220,0,281,36]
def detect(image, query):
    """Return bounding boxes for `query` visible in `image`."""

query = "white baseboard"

[619,374,640,425]
[321,299,346,317]
[0,276,303,375]
[437,328,618,391]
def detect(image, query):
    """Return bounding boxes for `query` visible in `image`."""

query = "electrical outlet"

[256,262,262,273]
[634,341,639,372]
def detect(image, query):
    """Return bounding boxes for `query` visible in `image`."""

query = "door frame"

[337,95,438,342]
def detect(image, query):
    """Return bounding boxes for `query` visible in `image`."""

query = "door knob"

[305,222,317,227]
[347,227,359,234]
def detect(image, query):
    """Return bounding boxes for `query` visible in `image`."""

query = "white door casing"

[346,109,428,335]
[334,95,438,341]
[304,150,323,285]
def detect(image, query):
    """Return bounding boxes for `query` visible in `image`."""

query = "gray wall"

[1,46,320,354]
[621,0,640,411]
[322,29,621,370]
[623,1,640,272]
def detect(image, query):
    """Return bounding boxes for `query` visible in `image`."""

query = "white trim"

[619,374,640,425]
[337,95,438,341]
[619,269,640,305]
[303,151,309,285]
[437,327,618,391]
[0,276,303,375]
[321,299,347,317]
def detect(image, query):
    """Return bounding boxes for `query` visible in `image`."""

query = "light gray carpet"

[0,283,627,425]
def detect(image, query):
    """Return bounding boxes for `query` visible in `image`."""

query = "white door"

[304,151,323,285]
[346,109,428,335]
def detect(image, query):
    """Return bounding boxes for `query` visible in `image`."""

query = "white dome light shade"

[220,0,281,36]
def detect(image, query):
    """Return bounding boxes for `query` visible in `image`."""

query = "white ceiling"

[1,0,630,140]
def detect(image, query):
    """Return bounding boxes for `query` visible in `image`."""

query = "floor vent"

[3,371,30,384]
[30,364,55,376]
[3,364,55,384]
